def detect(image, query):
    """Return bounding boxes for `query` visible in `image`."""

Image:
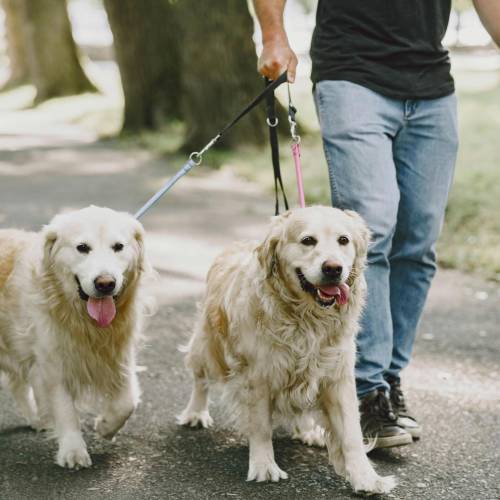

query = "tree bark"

[21,0,96,101]
[180,0,269,151]
[103,0,182,132]
[1,0,30,88]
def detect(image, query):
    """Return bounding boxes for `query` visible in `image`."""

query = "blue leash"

[135,159,197,220]
[134,72,288,220]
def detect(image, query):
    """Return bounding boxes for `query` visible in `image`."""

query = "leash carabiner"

[287,83,301,144]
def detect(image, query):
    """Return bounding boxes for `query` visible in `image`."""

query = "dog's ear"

[344,209,371,267]
[131,218,156,278]
[41,224,58,268]
[256,211,291,277]
[132,219,146,272]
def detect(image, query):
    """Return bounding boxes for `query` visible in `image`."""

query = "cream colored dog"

[0,206,149,469]
[179,206,395,494]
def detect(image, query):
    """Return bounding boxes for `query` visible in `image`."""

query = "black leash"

[265,77,289,215]
[135,71,289,220]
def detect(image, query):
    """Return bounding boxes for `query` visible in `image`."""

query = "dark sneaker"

[359,388,413,449]
[387,376,422,440]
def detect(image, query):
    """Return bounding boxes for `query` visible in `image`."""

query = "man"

[253,0,500,449]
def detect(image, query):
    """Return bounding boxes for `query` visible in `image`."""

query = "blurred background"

[0,0,499,280]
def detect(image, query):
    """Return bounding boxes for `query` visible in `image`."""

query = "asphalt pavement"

[0,124,499,500]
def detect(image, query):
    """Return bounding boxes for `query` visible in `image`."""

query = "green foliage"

[437,86,500,280]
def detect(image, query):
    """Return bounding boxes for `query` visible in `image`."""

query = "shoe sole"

[372,433,413,449]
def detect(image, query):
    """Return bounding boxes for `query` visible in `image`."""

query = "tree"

[179,0,269,150]
[103,0,182,132]
[1,0,30,88]
[103,0,274,147]
[21,0,96,101]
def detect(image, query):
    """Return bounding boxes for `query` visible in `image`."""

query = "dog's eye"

[338,236,350,246]
[301,236,317,247]
[76,243,91,254]
[112,242,124,252]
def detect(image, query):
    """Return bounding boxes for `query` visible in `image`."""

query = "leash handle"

[265,77,289,216]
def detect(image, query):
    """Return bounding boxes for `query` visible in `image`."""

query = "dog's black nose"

[94,275,116,295]
[321,261,343,280]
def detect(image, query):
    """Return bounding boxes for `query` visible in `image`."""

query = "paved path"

[0,123,499,500]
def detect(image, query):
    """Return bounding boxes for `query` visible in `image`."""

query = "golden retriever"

[0,206,149,469]
[178,206,395,494]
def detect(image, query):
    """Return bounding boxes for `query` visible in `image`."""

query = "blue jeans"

[314,80,458,397]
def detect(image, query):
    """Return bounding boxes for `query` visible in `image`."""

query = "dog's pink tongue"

[318,283,350,306]
[86,296,116,328]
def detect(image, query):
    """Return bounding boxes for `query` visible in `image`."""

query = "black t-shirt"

[310,0,454,99]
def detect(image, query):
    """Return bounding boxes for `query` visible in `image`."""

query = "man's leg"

[388,94,458,378]
[386,95,458,438]
[314,81,413,448]
[314,80,401,396]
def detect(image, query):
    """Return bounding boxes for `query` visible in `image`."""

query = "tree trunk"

[103,0,182,132]
[1,0,30,88]
[21,0,96,101]
[180,0,269,151]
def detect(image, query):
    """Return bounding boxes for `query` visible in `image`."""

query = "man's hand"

[258,36,298,83]
[253,0,298,83]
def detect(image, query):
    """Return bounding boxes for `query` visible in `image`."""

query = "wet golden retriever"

[179,206,395,494]
[0,206,149,469]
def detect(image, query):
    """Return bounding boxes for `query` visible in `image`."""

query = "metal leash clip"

[189,134,221,166]
[266,117,279,127]
[288,114,300,144]
[287,83,300,144]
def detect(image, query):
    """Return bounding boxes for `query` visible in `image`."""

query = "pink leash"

[292,141,305,208]
[288,84,306,208]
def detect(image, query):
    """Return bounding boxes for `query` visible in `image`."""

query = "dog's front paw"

[177,409,213,429]
[57,436,92,469]
[293,424,326,447]
[350,471,396,495]
[247,459,288,482]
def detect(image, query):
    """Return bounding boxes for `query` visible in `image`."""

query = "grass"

[438,85,500,280]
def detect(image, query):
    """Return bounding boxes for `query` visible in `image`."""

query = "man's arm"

[473,0,500,47]
[253,0,298,82]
